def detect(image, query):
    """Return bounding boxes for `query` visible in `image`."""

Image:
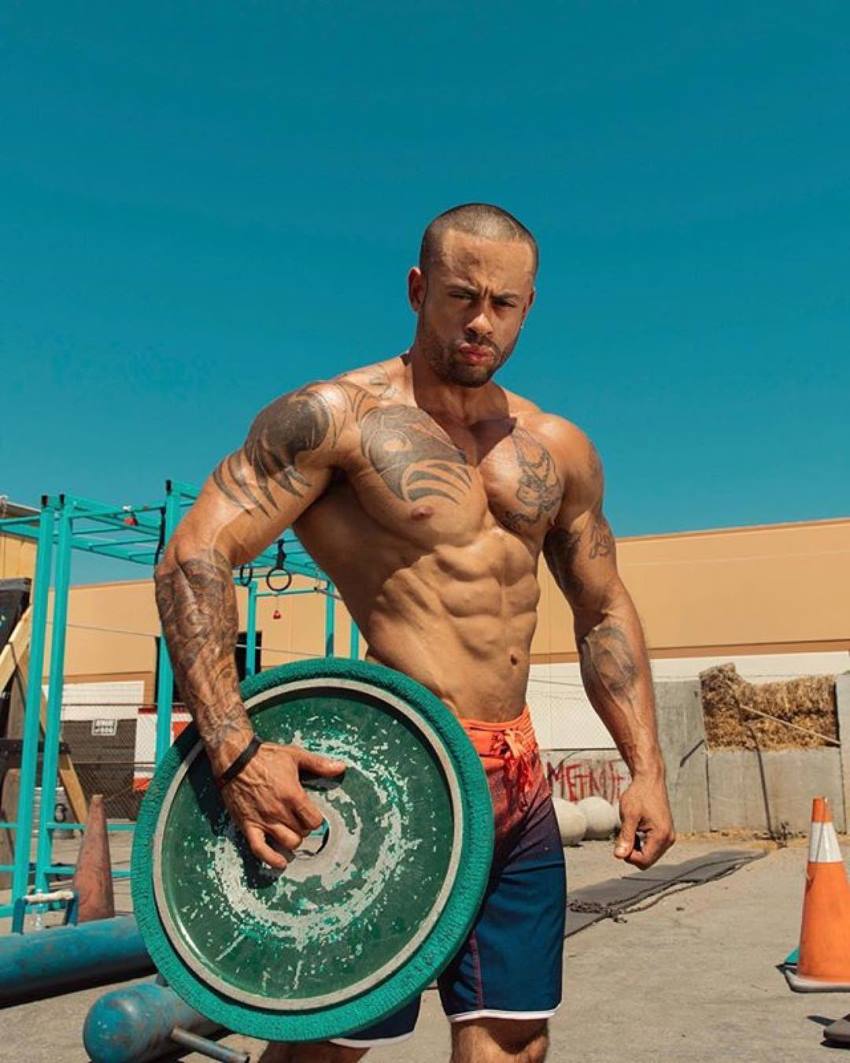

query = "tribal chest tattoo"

[358,404,472,504]
[340,380,564,536]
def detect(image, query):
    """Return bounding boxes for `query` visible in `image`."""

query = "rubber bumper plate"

[132,658,494,1042]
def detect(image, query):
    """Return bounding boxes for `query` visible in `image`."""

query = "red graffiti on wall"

[545,758,631,803]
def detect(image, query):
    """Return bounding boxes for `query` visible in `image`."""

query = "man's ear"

[408,266,426,312]
[521,287,536,325]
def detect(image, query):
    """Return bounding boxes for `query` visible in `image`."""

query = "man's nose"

[465,310,493,339]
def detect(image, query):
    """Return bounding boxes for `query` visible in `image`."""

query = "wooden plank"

[57,751,88,823]
[36,695,88,824]
[3,624,89,823]
[0,607,89,851]
[0,606,33,693]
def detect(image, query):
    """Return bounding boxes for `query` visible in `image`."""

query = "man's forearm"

[154,543,253,775]
[575,594,664,778]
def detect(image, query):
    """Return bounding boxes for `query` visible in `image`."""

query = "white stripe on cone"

[809,820,843,864]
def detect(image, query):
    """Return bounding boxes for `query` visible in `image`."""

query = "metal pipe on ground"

[83,981,231,1063]
[0,915,153,1005]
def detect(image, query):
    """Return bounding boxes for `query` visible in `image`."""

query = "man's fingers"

[291,794,325,832]
[267,823,304,854]
[244,825,287,869]
[614,810,639,860]
[293,748,347,778]
[625,828,675,869]
[625,845,652,869]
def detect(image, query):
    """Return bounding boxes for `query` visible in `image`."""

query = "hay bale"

[700,663,837,751]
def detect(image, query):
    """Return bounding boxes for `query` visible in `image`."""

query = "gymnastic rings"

[266,568,293,593]
[236,564,254,587]
[266,539,292,593]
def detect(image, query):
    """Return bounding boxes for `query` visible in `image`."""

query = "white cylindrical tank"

[577,796,619,840]
[552,798,587,846]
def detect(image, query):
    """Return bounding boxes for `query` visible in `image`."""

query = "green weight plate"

[132,658,494,1043]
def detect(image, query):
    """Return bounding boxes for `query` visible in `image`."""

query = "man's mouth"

[458,343,494,363]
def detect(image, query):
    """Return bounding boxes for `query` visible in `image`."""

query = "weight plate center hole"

[297,818,330,858]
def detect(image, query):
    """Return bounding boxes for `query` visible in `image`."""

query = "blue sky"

[2,3,848,582]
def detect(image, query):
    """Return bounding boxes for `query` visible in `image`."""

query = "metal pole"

[349,619,360,660]
[35,501,74,891]
[324,582,335,658]
[11,500,56,905]
[245,580,258,676]
[154,484,182,765]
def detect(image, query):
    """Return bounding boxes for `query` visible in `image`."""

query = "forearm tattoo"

[212,385,337,515]
[155,548,249,752]
[578,622,639,703]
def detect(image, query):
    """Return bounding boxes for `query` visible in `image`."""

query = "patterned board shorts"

[331,705,566,1048]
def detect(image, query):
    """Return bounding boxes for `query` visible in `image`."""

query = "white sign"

[91,718,118,737]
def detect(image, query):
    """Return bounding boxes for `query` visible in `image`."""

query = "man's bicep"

[170,384,340,564]
[543,431,620,618]
[543,504,619,618]
[183,450,332,565]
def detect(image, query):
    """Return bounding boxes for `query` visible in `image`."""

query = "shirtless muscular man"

[155,204,675,1063]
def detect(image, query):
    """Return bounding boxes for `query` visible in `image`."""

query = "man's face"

[409,230,536,388]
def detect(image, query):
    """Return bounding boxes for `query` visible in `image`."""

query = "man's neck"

[404,347,501,425]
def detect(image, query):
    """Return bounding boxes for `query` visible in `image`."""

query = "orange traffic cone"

[786,796,850,992]
[72,794,115,922]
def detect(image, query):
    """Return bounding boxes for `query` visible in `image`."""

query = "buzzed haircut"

[419,203,539,276]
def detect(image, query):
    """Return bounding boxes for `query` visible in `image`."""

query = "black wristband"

[216,734,263,788]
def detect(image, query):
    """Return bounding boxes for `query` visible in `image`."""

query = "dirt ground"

[2,836,847,1063]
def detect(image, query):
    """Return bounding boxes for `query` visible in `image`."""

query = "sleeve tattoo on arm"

[155,547,249,755]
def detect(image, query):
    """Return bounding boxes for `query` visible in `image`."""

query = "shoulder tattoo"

[212,385,337,515]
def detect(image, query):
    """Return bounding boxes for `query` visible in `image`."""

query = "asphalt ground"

[1,837,846,1062]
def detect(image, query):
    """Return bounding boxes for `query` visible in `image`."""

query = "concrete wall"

[541,680,712,833]
[542,750,630,804]
[707,748,844,833]
[541,677,850,837]
[655,680,710,833]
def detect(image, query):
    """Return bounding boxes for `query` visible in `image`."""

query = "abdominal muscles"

[295,492,542,721]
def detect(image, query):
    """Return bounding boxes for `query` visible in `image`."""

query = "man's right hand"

[219,742,347,869]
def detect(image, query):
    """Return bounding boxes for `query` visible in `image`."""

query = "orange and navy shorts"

[331,706,566,1048]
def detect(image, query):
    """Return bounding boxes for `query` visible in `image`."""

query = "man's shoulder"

[330,357,402,400]
[506,391,594,459]
[272,358,401,426]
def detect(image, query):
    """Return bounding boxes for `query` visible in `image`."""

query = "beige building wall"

[533,517,850,662]
[0,534,36,580]
[54,573,358,697]
[37,517,848,720]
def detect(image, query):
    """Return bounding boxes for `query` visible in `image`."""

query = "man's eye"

[451,292,473,300]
